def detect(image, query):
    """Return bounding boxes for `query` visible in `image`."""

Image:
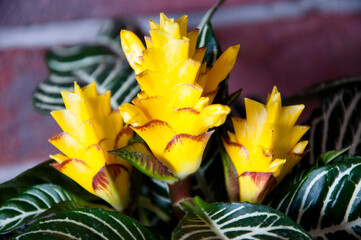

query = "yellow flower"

[120,13,240,102]
[222,86,309,203]
[49,82,133,211]
[119,13,239,179]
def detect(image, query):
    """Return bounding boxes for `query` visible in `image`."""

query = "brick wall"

[1,0,361,182]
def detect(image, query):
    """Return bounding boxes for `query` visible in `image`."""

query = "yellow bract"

[222,86,309,203]
[49,82,133,211]
[120,13,239,179]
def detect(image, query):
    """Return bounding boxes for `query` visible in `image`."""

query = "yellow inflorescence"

[49,82,133,211]
[120,13,239,179]
[222,86,309,203]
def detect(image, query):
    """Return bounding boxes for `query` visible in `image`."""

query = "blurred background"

[1,0,361,182]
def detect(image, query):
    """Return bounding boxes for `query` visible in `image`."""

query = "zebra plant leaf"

[0,184,87,234]
[268,157,361,239]
[0,160,101,205]
[32,19,140,114]
[109,142,179,184]
[307,83,361,164]
[13,208,157,240]
[172,197,311,240]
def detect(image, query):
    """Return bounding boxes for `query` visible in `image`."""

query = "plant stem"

[168,176,192,220]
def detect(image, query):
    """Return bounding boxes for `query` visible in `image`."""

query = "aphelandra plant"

[2,2,361,240]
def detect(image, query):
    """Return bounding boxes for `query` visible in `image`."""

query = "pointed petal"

[49,132,84,160]
[51,159,96,194]
[163,39,189,67]
[187,29,199,57]
[192,46,206,63]
[232,117,257,146]
[131,120,176,161]
[49,153,68,163]
[51,109,81,134]
[149,20,159,30]
[282,125,310,152]
[196,104,231,134]
[119,103,148,126]
[135,70,164,96]
[142,48,165,72]
[160,13,169,26]
[169,107,199,134]
[204,45,240,93]
[176,15,188,37]
[244,98,267,126]
[149,29,174,49]
[163,131,213,179]
[166,59,200,88]
[194,97,210,111]
[81,81,98,98]
[170,83,203,109]
[120,30,146,74]
[280,105,305,128]
[132,96,171,122]
[291,140,308,154]
[222,136,250,176]
[92,164,131,211]
[239,172,276,203]
[144,36,153,49]
[61,91,88,121]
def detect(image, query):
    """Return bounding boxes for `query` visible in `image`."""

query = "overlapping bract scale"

[49,82,133,211]
[222,86,309,203]
[120,13,239,179]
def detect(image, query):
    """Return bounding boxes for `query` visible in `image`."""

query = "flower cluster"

[49,82,133,211]
[222,86,309,203]
[48,13,309,208]
[119,13,240,178]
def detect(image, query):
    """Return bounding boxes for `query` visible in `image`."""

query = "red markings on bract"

[174,107,200,114]
[50,158,89,171]
[241,171,276,202]
[131,119,172,132]
[164,131,213,153]
[114,126,133,149]
[49,132,68,141]
[92,164,128,192]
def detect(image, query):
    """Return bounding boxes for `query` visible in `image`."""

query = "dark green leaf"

[0,184,88,234]
[172,197,311,240]
[305,83,361,165]
[32,19,140,114]
[317,146,351,166]
[109,142,179,184]
[0,160,102,205]
[269,158,361,239]
[196,0,224,67]
[220,147,239,202]
[196,0,230,104]
[12,208,158,240]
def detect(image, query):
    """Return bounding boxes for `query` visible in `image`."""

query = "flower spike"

[222,86,309,203]
[49,82,133,211]
[119,13,239,179]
